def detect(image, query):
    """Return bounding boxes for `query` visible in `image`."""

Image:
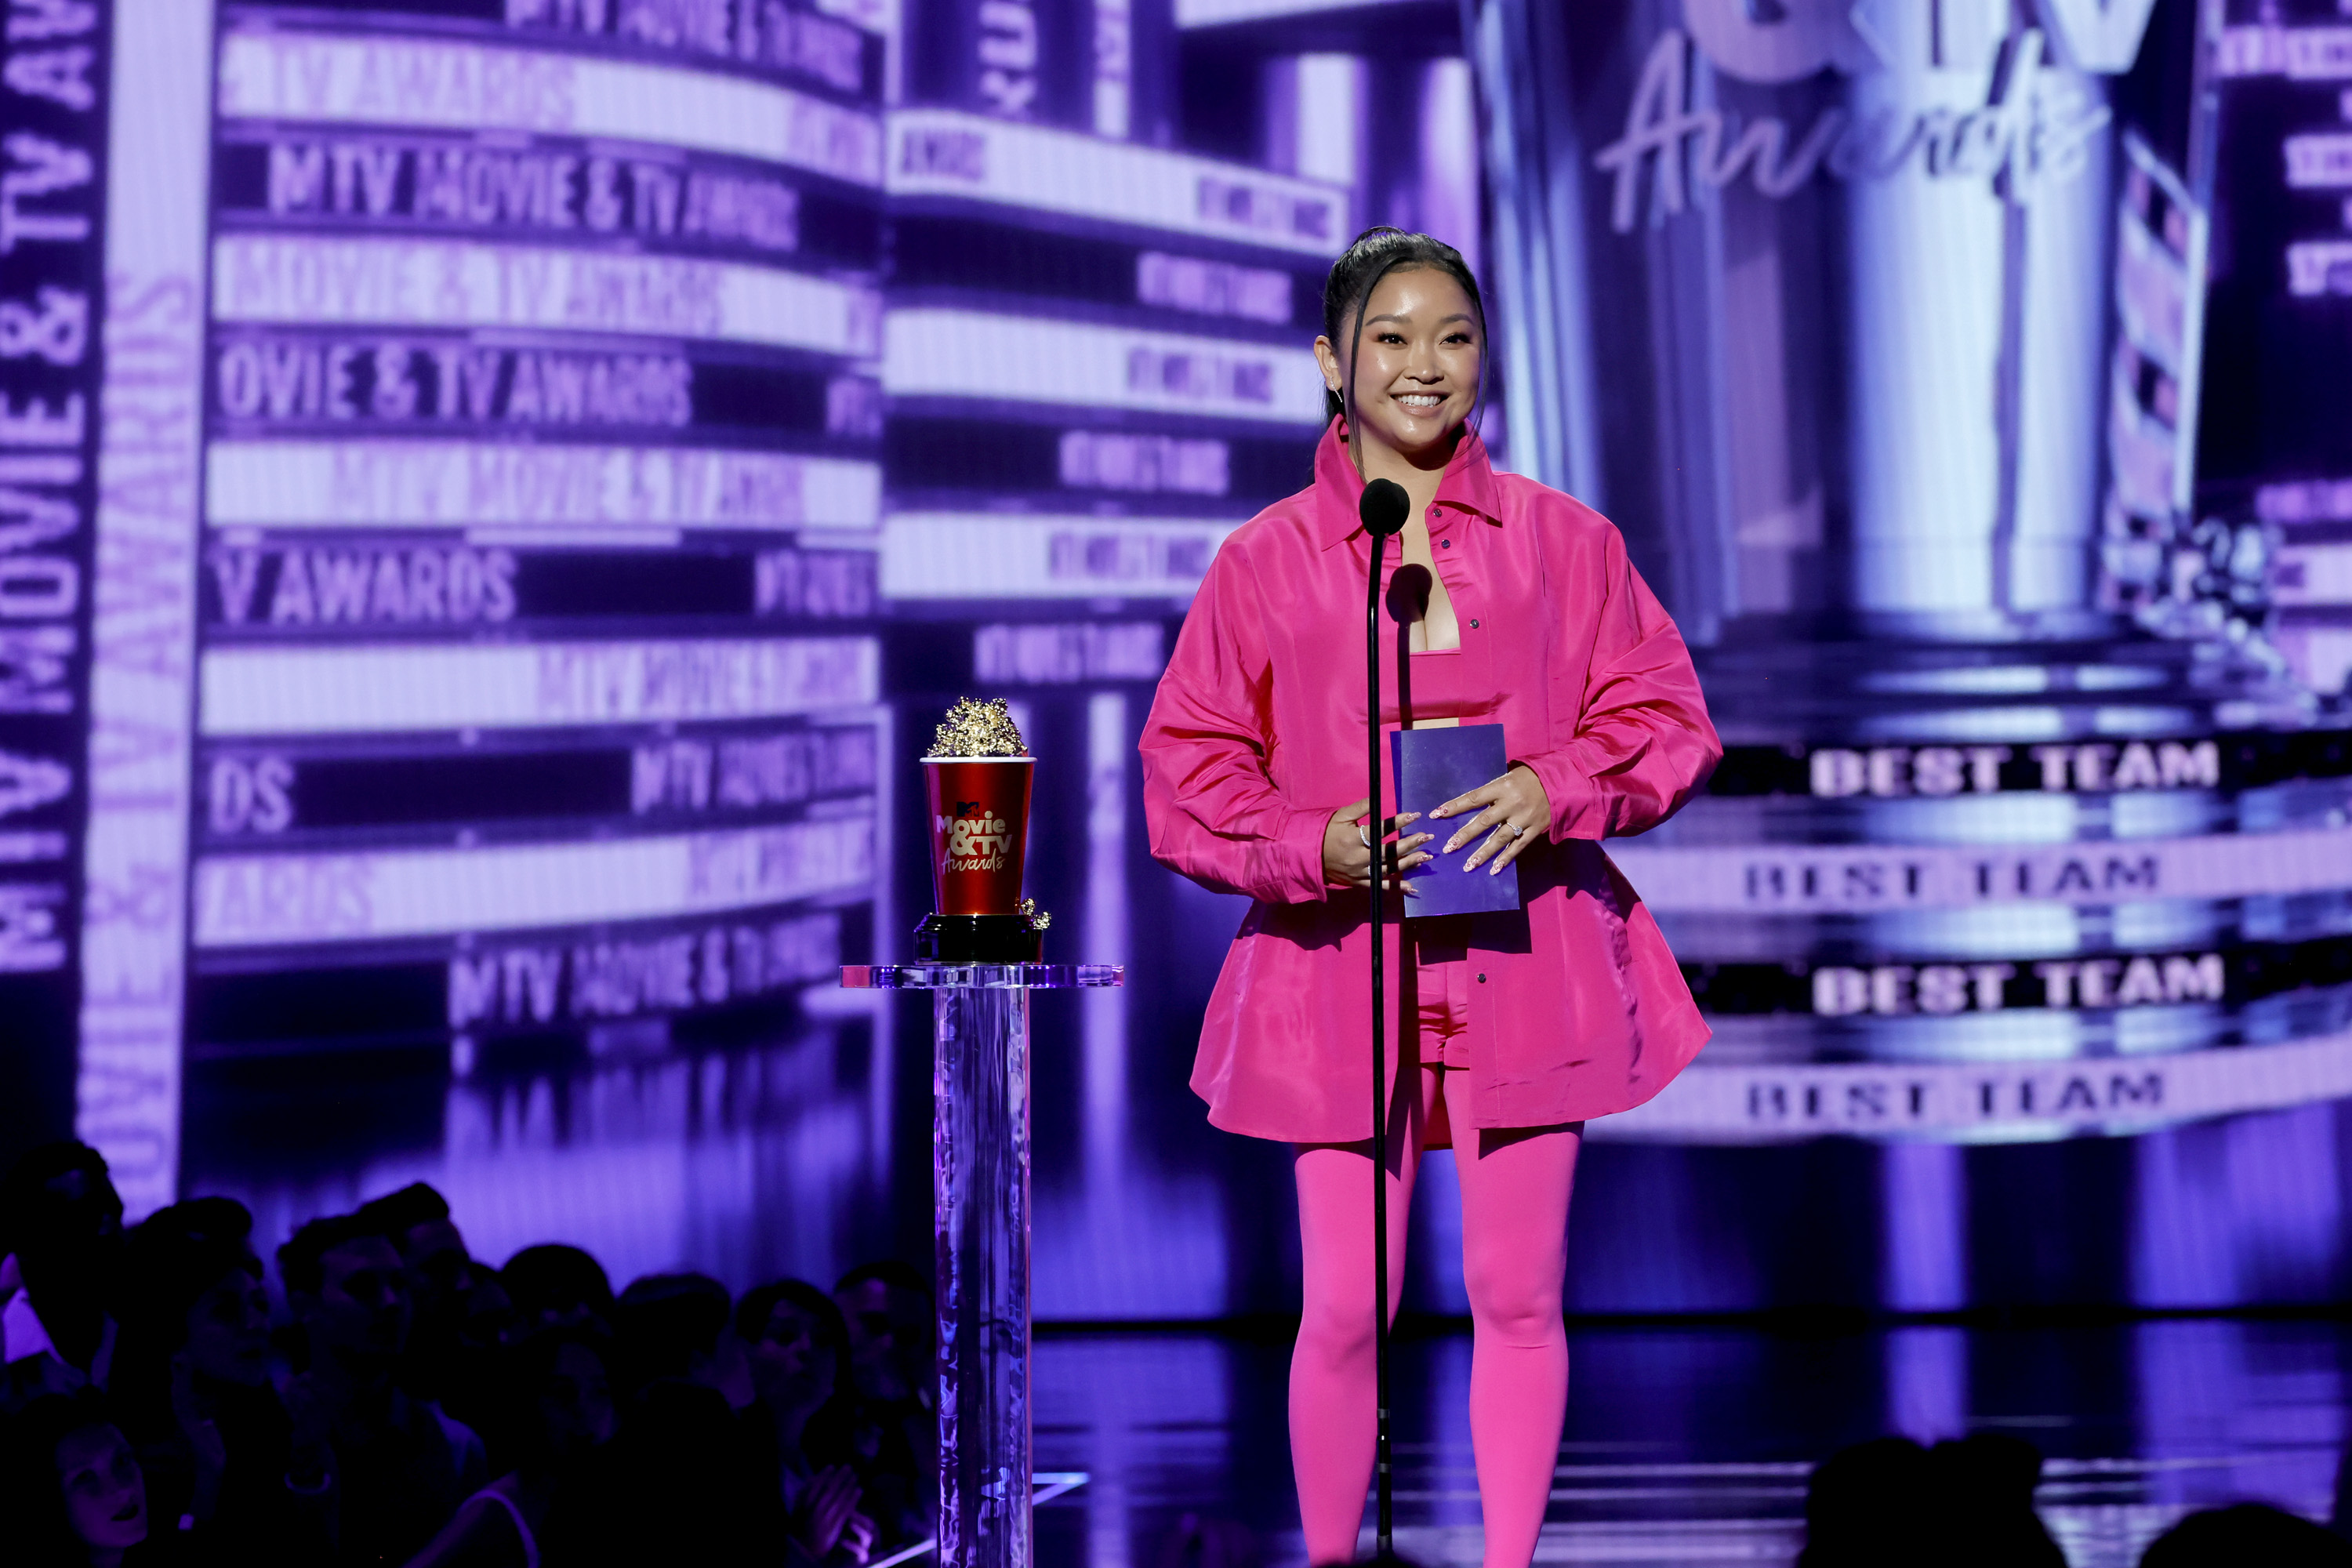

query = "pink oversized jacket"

[1140,420,1722,1142]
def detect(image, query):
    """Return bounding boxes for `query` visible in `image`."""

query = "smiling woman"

[1141,226,1722,1568]
[1315,227,1486,434]
[1316,231,1489,666]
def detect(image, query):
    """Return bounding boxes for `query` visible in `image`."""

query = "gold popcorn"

[927,696,1029,758]
[1018,898,1051,932]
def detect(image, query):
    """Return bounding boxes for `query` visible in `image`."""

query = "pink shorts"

[1412,918,1474,1069]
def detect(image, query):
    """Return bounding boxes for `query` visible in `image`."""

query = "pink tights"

[1290,1065,1581,1568]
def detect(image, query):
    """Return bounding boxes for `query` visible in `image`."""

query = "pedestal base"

[916,913,1044,963]
[841,961,1120,1568]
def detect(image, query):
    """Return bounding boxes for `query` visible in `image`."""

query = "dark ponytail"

[1320,227,1488,425]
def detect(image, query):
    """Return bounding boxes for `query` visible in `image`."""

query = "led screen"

[5,0,2351,1313]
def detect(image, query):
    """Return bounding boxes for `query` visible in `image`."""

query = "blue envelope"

[1389,723,1523,917]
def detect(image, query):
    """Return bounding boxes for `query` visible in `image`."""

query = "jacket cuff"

[1513,750,1598,842]
[1279,802,1335,903]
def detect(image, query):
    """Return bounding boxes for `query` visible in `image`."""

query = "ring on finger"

[1495,821,1521,840]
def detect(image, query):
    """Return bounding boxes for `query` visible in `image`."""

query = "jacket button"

[1476,973,1486,983]
[1468,618,1480,629]
[1441,539,1450,548]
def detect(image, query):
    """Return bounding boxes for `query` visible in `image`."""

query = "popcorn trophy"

[917,697,1047,963]
[840,699,1120,1568]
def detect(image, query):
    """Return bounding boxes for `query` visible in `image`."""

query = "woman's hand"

[793,1465,867,1559]
[1428,764,1552,874]
[1322,800,1433,892]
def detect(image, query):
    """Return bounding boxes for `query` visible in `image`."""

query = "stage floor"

[1032,1318,2350,1567]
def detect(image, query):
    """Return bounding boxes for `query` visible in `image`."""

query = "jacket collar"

[1312,416,1503,550]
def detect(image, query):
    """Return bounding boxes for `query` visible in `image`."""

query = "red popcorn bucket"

[923,757,1034,916]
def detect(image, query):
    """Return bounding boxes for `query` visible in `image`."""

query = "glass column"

[844,960,1122,1568]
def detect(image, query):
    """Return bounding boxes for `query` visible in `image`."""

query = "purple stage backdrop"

[5,0,2352,1319]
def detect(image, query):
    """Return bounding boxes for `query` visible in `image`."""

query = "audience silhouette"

[26,1138,2352,1568]
[0,1142,932,1566]
[2140,1501,2352,1566]
[1800,1432,2352,1568]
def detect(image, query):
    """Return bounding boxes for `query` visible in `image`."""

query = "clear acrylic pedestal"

[840,962,1123,1568]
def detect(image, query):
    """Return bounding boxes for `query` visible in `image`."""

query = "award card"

[1389,723,1523,917]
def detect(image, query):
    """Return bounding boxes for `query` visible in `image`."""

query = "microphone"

[1360,477,1410,539]
[1356,467,1408,1559]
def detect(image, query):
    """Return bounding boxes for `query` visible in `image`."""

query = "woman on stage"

[1139,227,1721,1568]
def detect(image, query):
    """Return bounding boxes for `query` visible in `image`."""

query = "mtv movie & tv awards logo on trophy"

[941,804,1015,877]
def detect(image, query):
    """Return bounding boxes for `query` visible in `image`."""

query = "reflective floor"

[1033,1319,2350,1568]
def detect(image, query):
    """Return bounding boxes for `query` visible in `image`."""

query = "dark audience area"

[13,1138,2352,1567]
[1,1142,935,1566]
[1795,1433,2352,1568]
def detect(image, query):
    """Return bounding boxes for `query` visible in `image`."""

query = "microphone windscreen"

[1359,478,1410,539]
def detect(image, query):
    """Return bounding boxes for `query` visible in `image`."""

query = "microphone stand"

[1359,479,1405,1561]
